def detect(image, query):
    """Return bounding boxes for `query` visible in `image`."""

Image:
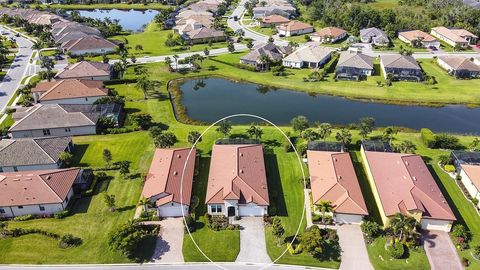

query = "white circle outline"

[179,113,307,270]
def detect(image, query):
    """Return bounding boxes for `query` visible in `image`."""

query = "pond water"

[178,78,480,134]
[76,9,159,31]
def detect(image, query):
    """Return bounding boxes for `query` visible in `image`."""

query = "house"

[141,148,196,217]
[9,103,123,139]
[431,26,478,48]
[276,20,313,37]
[451,151,480,207]
[205,143,269,217]
[240,42,292,71]
[173,21,205,35]
[175,14,213,28]
[335,51,374,80]
[31,79,109,104]
[437,56,480,79]
[0,137,73,172]
[282,43,332,69]
[54,31,92,44]
[361,141,456,231]
[252,6,295,19]
[398,30,440,49]
[183,27,226,44]
[61,36,118,56]
[474,57,480,66]
[176,10,212,19]
[310,27,347,43]
[360,27,389,46]
[257,15,290,27]
[307,149,368,224]
[55,61,112,81]
[379,54,423,81]
[0,168,85,218]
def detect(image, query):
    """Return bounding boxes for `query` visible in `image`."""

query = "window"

[18,206,23,209]
[65,128,71,132]
[39,205,45,211]
[13,166,18,172]
[42,129,51,136]
[0,209,5,214]
[211,204,222,213]
[0,167,3,172]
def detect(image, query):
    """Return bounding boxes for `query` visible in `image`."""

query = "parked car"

[54,54,64,60]
[429,46,437,51]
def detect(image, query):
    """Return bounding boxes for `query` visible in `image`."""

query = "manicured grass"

[39,3,171,10]
[249,26,276,37]
[373,38,428,53]
[40,49,57,57]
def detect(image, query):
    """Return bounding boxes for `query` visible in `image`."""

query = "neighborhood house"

[61,36,118,56]
[436,56,480,79]
[452,151,480,208]
[310,27,347,43]
[335,51,374,80]
[398,30,440,49]
[282,43,332,69]
[257,15,290,27]
[360,27,389,46]
[240,42,292,71]
[380,54,423,81]
[276,20,314,37]
[54,61,112,81]
[31,79,109,104]
[431,26,478,48]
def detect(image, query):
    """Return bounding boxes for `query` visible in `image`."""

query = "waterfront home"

[307,149,368,224]
[61,36,118,56]
[310,27,347,43]
[240,42,292,71]
[258,15,290,27]
[360,27,389,46]
[141,148,196,217]
[451,151,480,208]
[361,141,455,231]
[183,27,226,44]
[335,51,374,80]
[276,21,314,37]
[431,26,478,48]
[436,56,480,79]
[32,79,109,104]
[282,43,332,68]
[55,61,112,81]
[205,143,269,217]
[0,137,73,172]
[398,30,440,49]
[379,54,423,81]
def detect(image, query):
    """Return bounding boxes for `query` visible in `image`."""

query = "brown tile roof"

[431,26,469,43]
[61,36,117,52]
[311,27,347,38]
[399,30,437,42]
[0,168,81,207]
[141,148,196,206]
[262,15,290,24]
[186,27,224,39]
[277,20,313,32]
[363,151,455,221]
[308,151,368,215]
[206,144,269,205]
[55,61,110,79]
[32,79,108,101]
[461,164,480,192]
[438,56,480,72]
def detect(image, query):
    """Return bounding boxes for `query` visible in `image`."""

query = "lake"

[178,78,480,134]
[76,9,159,31]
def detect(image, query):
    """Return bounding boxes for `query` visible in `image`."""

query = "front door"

[227,206,236,217]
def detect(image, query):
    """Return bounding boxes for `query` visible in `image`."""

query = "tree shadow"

[117,205,136,212]
[192,156,211,217]
[71,144,90,167]
[133,234,157,263]
[229,133,249,139]
[265,154,288,217]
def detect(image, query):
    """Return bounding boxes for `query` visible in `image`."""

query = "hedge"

[420,128,435,148]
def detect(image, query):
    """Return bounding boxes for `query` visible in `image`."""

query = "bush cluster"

[54,210,69,219]
[386,240,405,259]
[13,214,33,221]
[204,214,237,231]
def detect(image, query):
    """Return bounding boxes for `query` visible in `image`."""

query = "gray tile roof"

[337,51,374,69]
[0,137,71,167]
[240,43,291,62]
[380,54,421,70]
[438,56,480,72]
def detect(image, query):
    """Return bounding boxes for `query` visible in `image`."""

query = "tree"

[246,125,263,140]
[187,131,202,145]
[135,44,143,51]
[382,126,398,144]
[358,117,375,138]
[104,194,116,212]
[398,140,416,153]
[288,41,299,49]
[137,197,151,212]
[271,217,285,245]
[153,131,177,148]
[317,200,333,225]
[227,42,235,53]
[290,116,309,135]
[300,225,323,257]
[216,120,232,137]
[58,152,73,167]
[390,213,417,243]
[335,128,352,149]
[131,112,153,129]
[136,75,153,99]
[302,129,320,141]
[361,220,382,241]
[246,39,254,50]
[32,40,43,50]
[103,149,112,168]
[118,161,130,178]
[112,61,126,79]
[470,138,480,151]
[40,56,55,81]
[318,123,332,142]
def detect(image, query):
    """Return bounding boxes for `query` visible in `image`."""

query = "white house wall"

[40,96,104,105]
[1,163,59,172]
[460,169,480,208]
[10,125,96,139]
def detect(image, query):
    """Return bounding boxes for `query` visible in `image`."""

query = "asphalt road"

[0,25,34,113]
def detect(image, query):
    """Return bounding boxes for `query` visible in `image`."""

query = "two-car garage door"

[158,204,188,217]
[238,205,266,216]
[421,219,452,232]
[334,213,364,224]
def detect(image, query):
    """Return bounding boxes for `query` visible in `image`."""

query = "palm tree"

[335,128,352,150]
[470,138,480,151]
[137,197,151,212]
[398,140,416,154]
[317,200,333,226]
[390,213,417,242]
[173,54,179,70]
[31,40,43,51]
[246,125,263,140]
[318,123,332,142]
[136,75,152,99]
[382,126,399,144]
[112,62,125,79]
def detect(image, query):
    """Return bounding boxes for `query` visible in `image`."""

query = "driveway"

[423,230,463,270]
[234,217,271,263]
[151,218,185,263]
[337,224,374,270]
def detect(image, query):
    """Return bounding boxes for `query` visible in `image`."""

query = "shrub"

[432,134,462,149]
[462,257,469,267]
[54,210,69,219]
[204,214,229,231]
[420,128,435,148]
[13,214,33,221]
[387,241,405,259]
[184,215,196,233]
[472,245,480,259]
[438,154,452,166]
[444,164,455,172]
[288,243,303,255]
[361,220,382,241]
[471,198,479,206]
[59,234,82,248]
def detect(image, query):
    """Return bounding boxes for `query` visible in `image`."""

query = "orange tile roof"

[277,20,313,32]
[312,27,347,38]
[205,144,269,205]
[461,164,480,192]
[262,15,290,24]
[0,168,81,207]
[363,151,455,221]
[399,30,437,42]
[32,79,108,101]
[308,151,368,215]
[141,148,196,206]
[55,61,110,79]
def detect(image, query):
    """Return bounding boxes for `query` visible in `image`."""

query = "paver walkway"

[337,224,374,270]
[423,230,463,270]
[234,217,271,263]
[151,218,185,263]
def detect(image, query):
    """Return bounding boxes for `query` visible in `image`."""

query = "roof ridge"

[235,175,269,205]
[32,138,56,163]
[40,168,79,201]
[9,105,42,130]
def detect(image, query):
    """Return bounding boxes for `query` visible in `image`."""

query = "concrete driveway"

[337,224,374,270]
[423,230,463,270]
[151,218,185,263]
[234,217,271,263]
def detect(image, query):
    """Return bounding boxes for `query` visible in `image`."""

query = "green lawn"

[249,26,276,37]
[40,49,57,57]
[373,38,428,53]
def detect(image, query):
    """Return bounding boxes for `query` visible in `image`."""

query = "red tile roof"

[461,164,480,192]
[206,144,269,205]
[141,148,196,206]
[311,27,347,38]
[308,151,368,215]
[262,15,290,24]
[32,79,108,101]
[363,151,455,221]
[0,168,81,207]
[399,30,437,42]
[277,20,313,32]
[55,61,110,79]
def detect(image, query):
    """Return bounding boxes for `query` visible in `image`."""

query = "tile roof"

[360,27,388,39]
[55,61,110,79]
[337,51,374,70]
[438,56,480,72]
[283,43,332,63]
[262,15,290,24]
[0,168,81,207]
[431,26,470,43]
[32,79,108,102]
[308,151,368,215]
[363,151,455,221]
[186,27,224,39]
[380,54,421,70]
[399,30,437,42]
[0,137,71,167]
[240,42,290,63]
[142,148,196,206]
[277,20,313,32]
[61,36,117,52]
[311,27,347,38]
[205,144,269,205]
[461,164,480,192]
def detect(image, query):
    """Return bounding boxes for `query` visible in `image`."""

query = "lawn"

[40,49,57,57]
[373,38,428,53]
[249,26,276,37]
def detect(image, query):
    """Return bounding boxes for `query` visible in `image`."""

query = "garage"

[238,204,266,217]
[421,218,453,232]
[158,203,188,217]
[334,213,364,224]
